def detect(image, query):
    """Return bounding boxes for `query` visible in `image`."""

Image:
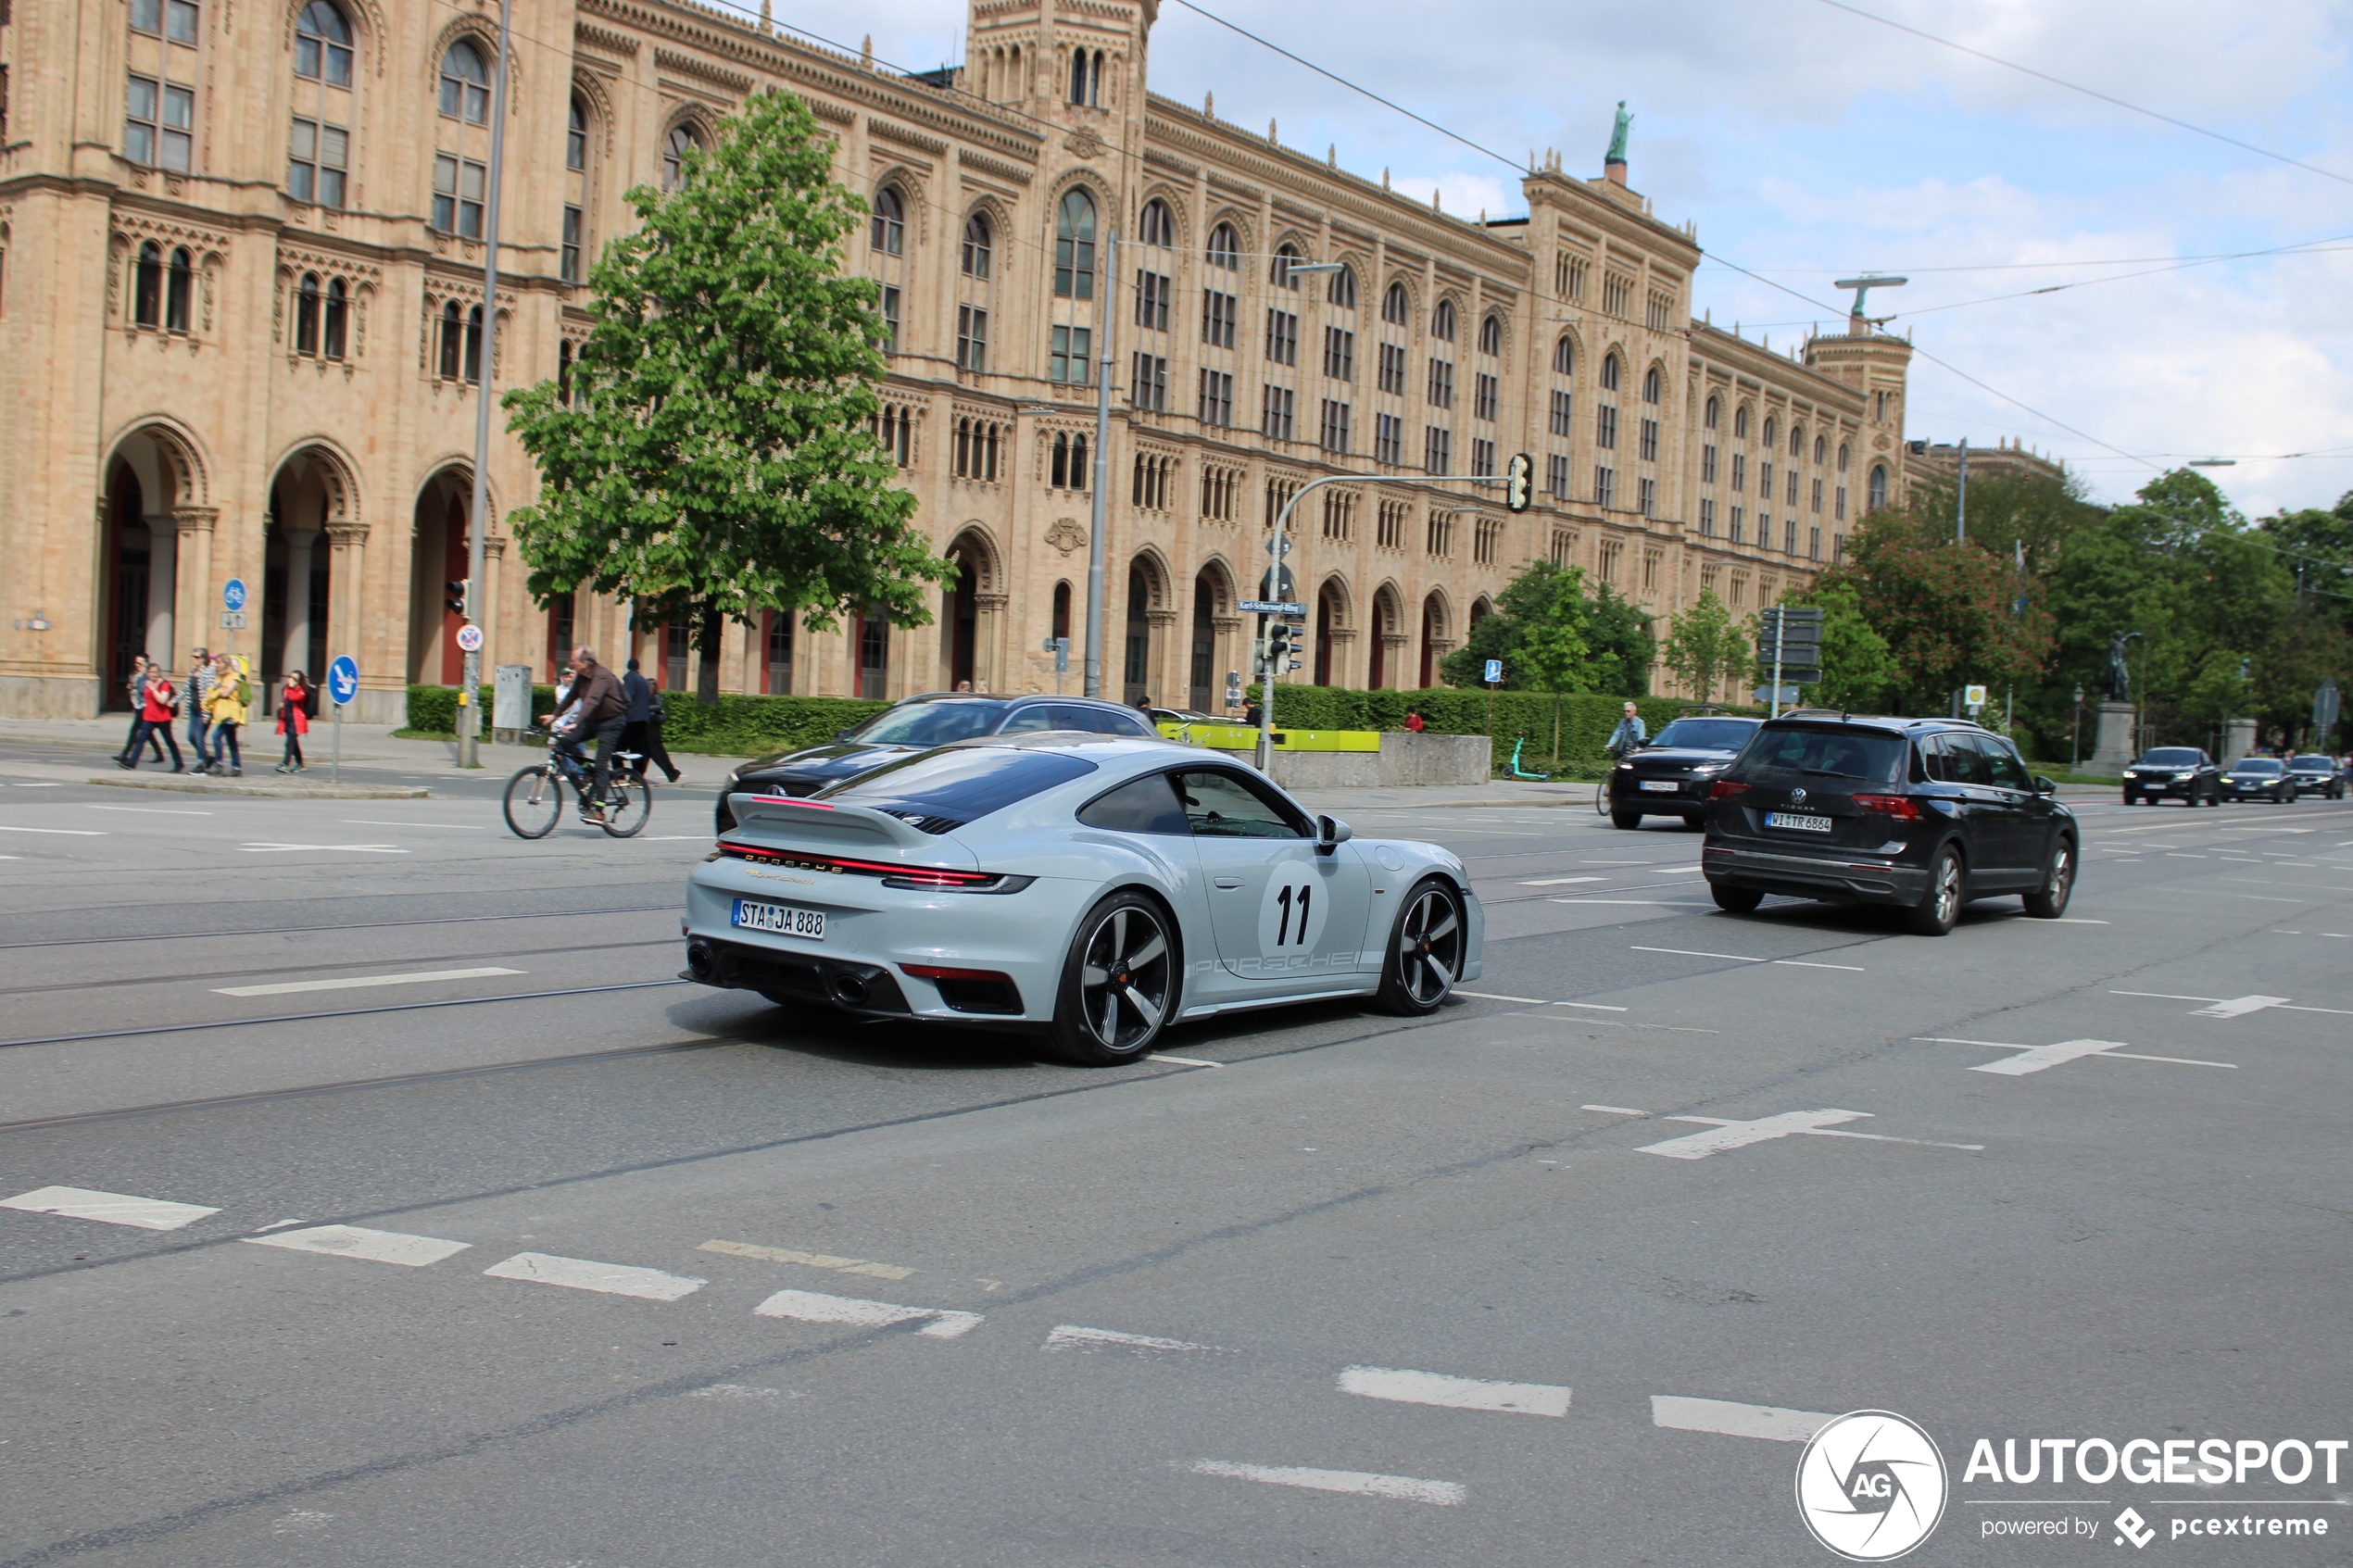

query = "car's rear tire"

[1610,808,1643,830]
[1681,813,1705,829]
[1373,877,1466,1016]
[1044,890,1176,1066]
[2023,838,2075,919]
[1903,847,1964,936]
[1709,883,1764,913]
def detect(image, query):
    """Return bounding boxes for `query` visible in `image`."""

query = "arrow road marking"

[1914,1037,2237,1073]
[1636,1110,1982,1159]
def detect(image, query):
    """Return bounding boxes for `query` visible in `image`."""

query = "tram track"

[0,903,682,951]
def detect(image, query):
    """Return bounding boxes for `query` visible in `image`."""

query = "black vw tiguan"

[1701,716,2076,936]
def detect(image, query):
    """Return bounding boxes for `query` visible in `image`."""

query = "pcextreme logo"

[1796,1411,1950,1562]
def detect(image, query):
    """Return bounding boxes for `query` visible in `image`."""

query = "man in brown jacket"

[554,646,629,822]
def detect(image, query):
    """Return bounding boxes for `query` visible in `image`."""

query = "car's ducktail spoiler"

[724,793,973,863]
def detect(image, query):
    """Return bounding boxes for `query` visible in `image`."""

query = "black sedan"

[2120,746,2220,807]
[1605,715,1766,829]
[2287,755,2347,799]
[2219,756,2296,803]
[712,692,1158,833]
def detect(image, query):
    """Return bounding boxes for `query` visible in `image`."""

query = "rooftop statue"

[1606,101,1632,163]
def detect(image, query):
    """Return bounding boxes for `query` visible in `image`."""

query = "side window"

[1076,772,1189,834]
[1174,770,1309,839]
[1041,704,1114,732]
[1942,735,1992,786]
[1919,736,1957,784]
[1096,707,1157,736]
[1971,735,2031,791]
[996,706,1057,734]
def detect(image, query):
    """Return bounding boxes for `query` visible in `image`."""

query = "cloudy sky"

[784,0,2353,518]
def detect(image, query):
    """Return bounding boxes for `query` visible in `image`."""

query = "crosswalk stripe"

[1182,1460,1466,1505]
[1338,1364,1570,1417]
[244,1224,472,1267]
[1651,1394,1832,1442]
[1,1185,219,1231]
[482,1251,706,1301]
[753,1287,982,1338]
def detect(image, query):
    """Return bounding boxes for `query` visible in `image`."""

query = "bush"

[1242,684,1698,772]
[402,684,888,757]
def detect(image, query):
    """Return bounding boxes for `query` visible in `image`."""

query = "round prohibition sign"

[455,624,484,653]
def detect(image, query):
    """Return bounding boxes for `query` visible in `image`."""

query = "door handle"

[1214,875,1245,888]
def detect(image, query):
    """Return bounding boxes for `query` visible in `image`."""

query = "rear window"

[2142,748,2201,766]
[1651,719,1757,751]
[816,746,1097,826]
[1736,724,1907,784]
[849,699,1008,747]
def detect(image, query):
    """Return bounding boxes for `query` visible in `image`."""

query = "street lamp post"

[458,0,513,770]
[1083,232,1117,700]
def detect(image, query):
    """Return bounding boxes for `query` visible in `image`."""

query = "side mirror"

[1315,814,1353,855]
[834,729,855,743]
[2032,775,2058,796]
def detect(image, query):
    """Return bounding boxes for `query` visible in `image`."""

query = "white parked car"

[684,732,1483,1064]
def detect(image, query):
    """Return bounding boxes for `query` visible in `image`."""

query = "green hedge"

[403,684,889,757]
[1242,684,1700,773]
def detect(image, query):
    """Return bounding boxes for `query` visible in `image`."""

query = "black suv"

[2121,746,2220,807]
[1701,717,2075,936]
[2287,755,2346,799]
[713,693,1157,833]
[1604,714,1765,829]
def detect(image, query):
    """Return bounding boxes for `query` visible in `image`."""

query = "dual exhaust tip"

[685,937,871,1006]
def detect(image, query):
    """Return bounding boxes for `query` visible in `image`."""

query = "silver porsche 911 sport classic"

[683,731,1483,1065]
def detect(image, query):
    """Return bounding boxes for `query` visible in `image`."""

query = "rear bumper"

[683,936,916,1014]
[1703,843,1929,906]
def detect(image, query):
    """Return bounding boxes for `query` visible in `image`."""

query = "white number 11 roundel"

[1257,868,1329,959]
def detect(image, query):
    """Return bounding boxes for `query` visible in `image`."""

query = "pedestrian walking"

[116,656,166,764]
[275,671,314,772]
[204,653,252,775]
[1605,699,1648,759]
[619,659,683,784]
[183,646,215,762]
[120,665,185,771]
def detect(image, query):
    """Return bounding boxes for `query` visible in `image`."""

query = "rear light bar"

[901,963,1016,983]
[742,796,833,809]
[1851,793,1924,821]
[712,840,1028,891]
[1707,780,1751,800]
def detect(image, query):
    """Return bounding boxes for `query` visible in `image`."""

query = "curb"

[84,775,431,800]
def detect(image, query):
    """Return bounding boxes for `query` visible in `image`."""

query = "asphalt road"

[4,749,2350,1567]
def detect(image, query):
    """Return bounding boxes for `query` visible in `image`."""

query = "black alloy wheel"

[1047,890,1176,1066]
[2023,837,2075,919]
[1374,877,1465,1015]
[1903,846,1965,936]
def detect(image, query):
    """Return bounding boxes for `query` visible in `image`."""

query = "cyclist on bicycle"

[552,645,628,824]
[1605,699,1647,761]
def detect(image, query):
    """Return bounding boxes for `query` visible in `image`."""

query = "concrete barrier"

[1197,731,1491,789]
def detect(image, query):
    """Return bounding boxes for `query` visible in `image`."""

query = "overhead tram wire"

[1814,0,2353,192]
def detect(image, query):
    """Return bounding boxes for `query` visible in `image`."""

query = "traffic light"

[1504,452,1534,514]
[1261,617,1293,676]
[445,579,471,618]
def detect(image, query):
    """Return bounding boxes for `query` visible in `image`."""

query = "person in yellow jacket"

[204,652,253,776]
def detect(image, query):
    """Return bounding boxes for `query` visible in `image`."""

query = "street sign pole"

[326,656,359,786]
[458,0,514,771]
[1772,612,1785,721]
[1083,232,1117,699]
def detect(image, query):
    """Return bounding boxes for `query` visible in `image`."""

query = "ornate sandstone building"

[0,0,1913,721]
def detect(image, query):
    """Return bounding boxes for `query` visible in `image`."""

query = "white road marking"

[340,819,488,829]
[2193,995,2293,1019]
[1550,898,1714,906]
[1338,1365,1570,1417]
[0,824,106,835]
[238,842,408,854]
[1583,1104,1649,1116]
[1518,876,1606,885]
[2,1185,220,1230]
[1046,1324,1228,1354]
[1631,945,1863,971]
[482,1251,707,1301]
[1637,1110,1983,1159]
[698,1238,914,1280]
[2048,918,2111,923]
[1554,1000,1630,1011]
[7,783,62,787]
[1913,1036,2238,1075]
[753,1287,981,1337]
[212,967,522,997]
[1181,1460,1466,1506]
[1456,990,1550,1004]
[1652,1395,1833,1443]
[688,1384,793,1399]
[1146,1053,1225,1068]
[244,1224,472,1267]
[84,805,212,815]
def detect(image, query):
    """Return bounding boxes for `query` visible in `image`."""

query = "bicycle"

[502,729,653,839]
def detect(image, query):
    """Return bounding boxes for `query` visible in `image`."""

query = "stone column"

[170,508,219,669]
[2089,700,2138,775]
[973,592,1008,694]
[482,533,507,687]
[324,521,369,689]
[280,526,320,678]
[1212,614,1244,711]
[1146,608,1178,706]
[143,514,178,664]
[2222,717,2257,766]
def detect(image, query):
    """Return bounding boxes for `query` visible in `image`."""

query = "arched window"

[1705,395,1720,430]
[1734,405,1750,439]
[165,246,192,333]
[323,278,347,359]
[1477,313,1502,356]
[439,40,490,124]
[1382,281,1409,326]
[1139,197,1174,247]
[133,242,163,328]
[961,212,992,278]
[1053,187,1096,298]
[1642,365,1660,404]
[567,96,588,171]
[1790,424,1804,457]
[871,185,905,256]
[662,125,698,192]
[1814,434,1826,464]
[1837,442,1850,473]
[557,340,574,405]
[464,304,483,383]
[1763,416,1778,449]
[1271,243,1302,290]
[1068,46,1101,107]
[1205,221,1239,270]
[1432,298,1456,341]
[1868,464,1888,510]
[438,300,462,379]
[296,272,321,355]
[295,1,352,85]
[1327,265,1357,309]
[1600,352,1619,391]
[1553,335,1573,376]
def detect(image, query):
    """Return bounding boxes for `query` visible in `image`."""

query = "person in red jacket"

[275,671,314,773]
[120,667,186,771]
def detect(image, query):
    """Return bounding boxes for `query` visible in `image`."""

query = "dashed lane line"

[482,1251,707,1301]
[244,1224,473,1267]
[238,842,408,854]
[1338,1365,1571,1417]
[1181,1460,1466,1506]
[1046,1324,1231,1355]
[1652,1395,1832,1443]
[0,824,106,835]
[753,1287,982,1338]
[2,1185,220,1230]
[1630,946,1865,972]
[212,967,523,997]
[698,1238,915,1281]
